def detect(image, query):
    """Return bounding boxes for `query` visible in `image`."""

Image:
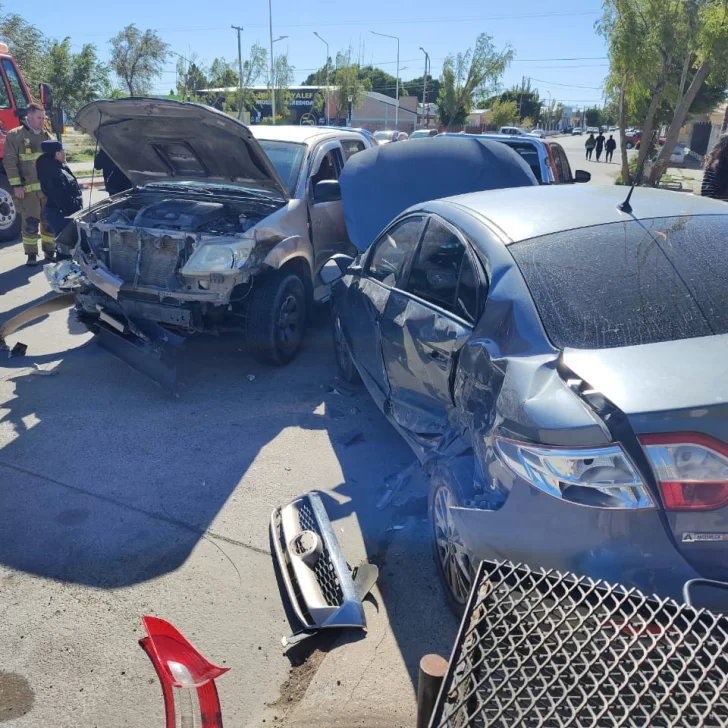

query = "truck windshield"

[256,140,306,196]
[2,59,29,108]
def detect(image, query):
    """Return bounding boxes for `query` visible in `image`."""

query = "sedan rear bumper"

[450,480,728,613]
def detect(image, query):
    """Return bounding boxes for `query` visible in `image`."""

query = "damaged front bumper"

[45,260,186,395]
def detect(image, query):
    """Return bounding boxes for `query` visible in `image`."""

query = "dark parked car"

[327,166,728,615]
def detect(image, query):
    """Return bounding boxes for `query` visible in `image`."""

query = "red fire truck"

[0,41,54,242]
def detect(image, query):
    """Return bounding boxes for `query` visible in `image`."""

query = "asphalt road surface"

[0,192,457,727]
[556,130,624,185]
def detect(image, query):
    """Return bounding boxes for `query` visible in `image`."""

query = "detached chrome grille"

[270,492,365,631]
[108,230,182,289]
[297,500,344,608]
[431,561,728,728]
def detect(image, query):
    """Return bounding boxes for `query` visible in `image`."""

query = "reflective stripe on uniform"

[19,152,41,161]
[41,234,55,244]
[24,182,41,192]
[22,235,38,253]
[8,177,21,186]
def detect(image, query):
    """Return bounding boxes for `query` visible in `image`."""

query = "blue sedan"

[325,139,728,615]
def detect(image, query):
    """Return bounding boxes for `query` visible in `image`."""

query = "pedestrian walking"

[585,134,596,160]
[701,134,728,201]
[605,134,617,163]
[4,103,55,265]
[94,148,132,196]
[36,140,83,237]
[595,132,606,161]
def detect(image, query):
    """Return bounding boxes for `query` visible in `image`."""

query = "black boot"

[26,253,38,266]
[43,250,56,263]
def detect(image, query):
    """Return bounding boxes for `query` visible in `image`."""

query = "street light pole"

[314,32,330,126]
[371,31,400,130]
[419,47,429,129]
[231,25,244,120]
[268,0,276,125]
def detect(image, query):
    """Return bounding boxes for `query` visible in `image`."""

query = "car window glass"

[456,254,479,324]
[0,75,10,109]
[367,217,424,287]
[556,146,572,182]
[257,140,306,195]
[551,147,565,182]
[341,139,366,160]
[311,149,340,188]
[510,215,728,349]
[407,219,466,312]
[2,60,28,107]
[498,140,542,182]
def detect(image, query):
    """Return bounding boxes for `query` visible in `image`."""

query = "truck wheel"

[0,176,21,243]
[246,271,307,365]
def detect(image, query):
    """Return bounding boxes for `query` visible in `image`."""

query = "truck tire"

[246,271,307,365]
[0,174,21,243]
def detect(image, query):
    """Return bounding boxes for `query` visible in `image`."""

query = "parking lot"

[0,183,460,726]
[0,134,623,726]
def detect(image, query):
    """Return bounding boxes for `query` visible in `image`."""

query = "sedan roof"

[445,185,728,243]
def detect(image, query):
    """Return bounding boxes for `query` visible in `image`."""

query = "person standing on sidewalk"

[605,135,617,163]
[595,131,606,162]
[4,103,55,265]
[701,135,728,201]
[36,140,83,237]
[585,133,596,160]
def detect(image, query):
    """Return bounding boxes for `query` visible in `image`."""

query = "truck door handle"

[428,349,449,369]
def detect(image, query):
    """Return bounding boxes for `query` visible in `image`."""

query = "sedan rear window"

[495,140,542,182]
[510,215,728,349]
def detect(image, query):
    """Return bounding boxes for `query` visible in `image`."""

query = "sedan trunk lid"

[75,98,289,198]
[564,336,728,585]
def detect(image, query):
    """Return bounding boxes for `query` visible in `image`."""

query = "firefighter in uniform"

[4,102,55,265]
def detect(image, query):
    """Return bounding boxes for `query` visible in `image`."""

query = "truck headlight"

[181,240,256,275]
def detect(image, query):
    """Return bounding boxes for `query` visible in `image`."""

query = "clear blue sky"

[25,0,608,110]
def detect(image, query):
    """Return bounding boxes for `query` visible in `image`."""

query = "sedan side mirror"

[314,180,342,203]
[320,254,356,284]
[574,170,591,184]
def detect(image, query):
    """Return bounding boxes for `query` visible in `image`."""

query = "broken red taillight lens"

[140,616,229,728]
[639,432,728,511]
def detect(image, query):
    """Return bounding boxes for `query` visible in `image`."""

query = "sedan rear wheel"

[430,474,474,616]
[332,309,361,384]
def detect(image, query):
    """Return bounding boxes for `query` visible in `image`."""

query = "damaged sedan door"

[343,215,426,411]
[379,216,484,450]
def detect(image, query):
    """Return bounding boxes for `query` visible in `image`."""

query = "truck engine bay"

[76,191,284,295]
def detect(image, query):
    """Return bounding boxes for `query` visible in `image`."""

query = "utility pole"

[371,31,400,130]
[518,76,526,121]
[268,0,276,125]
[314,32,330,126]
[419,47,429,129]
[231,25,244,121]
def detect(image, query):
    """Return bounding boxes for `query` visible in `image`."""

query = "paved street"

[554,131,624,185]
[0,190,457,726]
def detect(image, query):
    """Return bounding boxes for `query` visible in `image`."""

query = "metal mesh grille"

[432,561,728,728]
[297,500,344,608]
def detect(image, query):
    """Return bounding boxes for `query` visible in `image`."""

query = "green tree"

[585,106,603,126]
[437,34,514,130]
[0,7,47,90]
[176,57,207,100]
[486,98,518,128]
[401,74,441,103]
[486,79,542,125]
[108,24,168,96]
[268,53,295,122]
[44,38,108,117]
[600,0,728,185]
[208,58,238,88]
[331,52,372,121]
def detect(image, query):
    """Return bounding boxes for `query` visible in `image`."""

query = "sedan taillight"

[494,437,655,509]
[639,433,728,511]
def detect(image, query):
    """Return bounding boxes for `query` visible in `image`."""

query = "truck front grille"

[108,230,182,289]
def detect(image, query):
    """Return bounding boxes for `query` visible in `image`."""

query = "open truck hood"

[75,98,289,198]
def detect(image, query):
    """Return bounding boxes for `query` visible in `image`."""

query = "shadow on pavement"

[0,307,455,691]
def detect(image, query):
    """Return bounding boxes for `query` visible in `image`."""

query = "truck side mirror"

[38,83,53,111]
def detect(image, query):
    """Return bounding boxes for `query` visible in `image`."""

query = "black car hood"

[338,136,538,251]
[75,98,289,198]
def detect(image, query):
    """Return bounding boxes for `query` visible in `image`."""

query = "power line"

[528,77,604,89]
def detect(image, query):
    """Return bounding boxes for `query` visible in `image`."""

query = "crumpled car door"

[379,216,480,450]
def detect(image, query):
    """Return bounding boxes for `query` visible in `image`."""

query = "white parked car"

[670,143,687,165]
[528,129,546,138]
[499,126,528,136]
